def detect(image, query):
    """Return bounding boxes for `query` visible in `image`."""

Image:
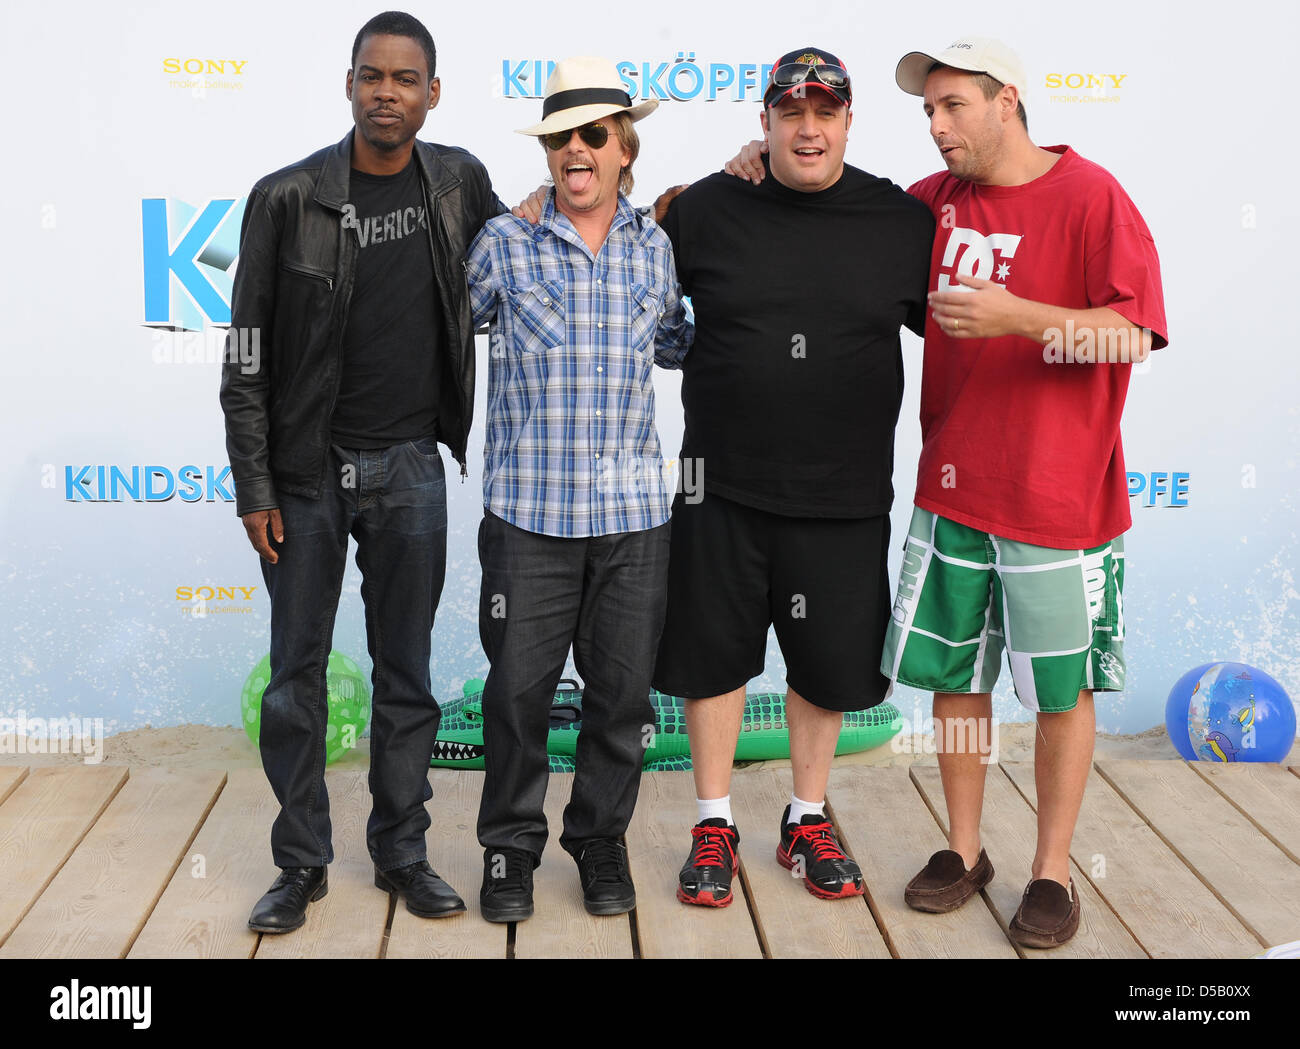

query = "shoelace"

[789,821,847,863]
[490,851,532,891]
[689,825,736,869]
[581,841,628,883]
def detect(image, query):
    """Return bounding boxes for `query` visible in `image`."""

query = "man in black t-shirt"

[654,48,934,908]
[331,160,443,448]
[220,12,505,934]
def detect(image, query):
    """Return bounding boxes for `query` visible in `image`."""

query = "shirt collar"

[537,188,640,252]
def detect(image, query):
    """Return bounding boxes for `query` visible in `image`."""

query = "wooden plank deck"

[129,768,277,959]
[0,765,127,949]
[828,765,1016,959]
[1001,762,1267,958]
[909,764,1146,959]
[1189,762,1300,863]
[0,758,1293,958]
[1095,759,1300,948]
[0,767,28,807]
[1,769,224,958]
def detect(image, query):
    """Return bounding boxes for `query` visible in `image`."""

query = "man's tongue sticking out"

[566,163,593,196]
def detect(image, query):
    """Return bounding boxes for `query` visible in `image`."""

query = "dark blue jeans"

[476,511,670,859]
[259,437,446,871]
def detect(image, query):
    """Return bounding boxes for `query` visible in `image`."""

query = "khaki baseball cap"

[895,36,1027,100]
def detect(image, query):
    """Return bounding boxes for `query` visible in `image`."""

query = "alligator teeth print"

[430,741,483,762]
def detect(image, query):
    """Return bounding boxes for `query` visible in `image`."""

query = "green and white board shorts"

[880,507,1126,713]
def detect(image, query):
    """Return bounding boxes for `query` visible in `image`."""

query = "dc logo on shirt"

[937,227,1024,292]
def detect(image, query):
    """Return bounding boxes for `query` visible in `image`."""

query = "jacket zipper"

[281,259,334,290]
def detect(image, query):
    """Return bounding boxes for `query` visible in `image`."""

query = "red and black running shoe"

[776,805,864,900]
[677,818,740,907]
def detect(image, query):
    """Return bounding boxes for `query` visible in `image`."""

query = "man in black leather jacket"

[220,11,505,934]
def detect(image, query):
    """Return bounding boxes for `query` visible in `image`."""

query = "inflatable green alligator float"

[430,679,903,772]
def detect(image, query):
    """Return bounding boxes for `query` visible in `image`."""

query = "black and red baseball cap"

[763,48,852,108]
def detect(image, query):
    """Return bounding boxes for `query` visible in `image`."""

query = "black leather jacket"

[219,131,505,516]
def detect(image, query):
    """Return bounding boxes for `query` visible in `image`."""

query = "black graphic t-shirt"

[331,159,443,448]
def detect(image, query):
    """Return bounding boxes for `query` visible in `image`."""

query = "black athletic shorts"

[651,491,892,713]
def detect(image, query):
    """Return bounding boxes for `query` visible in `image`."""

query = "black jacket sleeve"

[476,166,509,236]
[219,185,281,516]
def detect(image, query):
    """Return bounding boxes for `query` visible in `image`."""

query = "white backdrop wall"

[2,0,1296,737]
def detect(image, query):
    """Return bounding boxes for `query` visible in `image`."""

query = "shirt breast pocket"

[506,280,566,353]
[628,282,662,354]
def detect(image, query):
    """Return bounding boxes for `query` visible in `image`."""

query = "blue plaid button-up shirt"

[466,191,693,538]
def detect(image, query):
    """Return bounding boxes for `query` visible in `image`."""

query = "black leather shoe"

[480,847,537,923]
[575,838,636,916]
[248,866,328,933]
[374,860,466,918]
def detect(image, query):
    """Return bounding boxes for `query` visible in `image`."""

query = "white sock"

[697,795,733,826]
[788,794,824,824]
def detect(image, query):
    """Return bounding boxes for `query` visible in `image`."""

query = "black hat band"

[542,87,633,119]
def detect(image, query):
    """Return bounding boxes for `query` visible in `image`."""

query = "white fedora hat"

[516,55,658,137]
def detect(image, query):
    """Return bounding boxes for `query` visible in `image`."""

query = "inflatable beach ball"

[1165,662,1296,763]
[240,650,372,764]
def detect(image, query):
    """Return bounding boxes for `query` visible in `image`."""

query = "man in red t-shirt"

[880,36,1168,948]
[720,35,1168,946]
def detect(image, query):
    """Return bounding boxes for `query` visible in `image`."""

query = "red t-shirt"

[906,146,1168,549]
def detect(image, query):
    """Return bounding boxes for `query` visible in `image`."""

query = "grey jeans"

[475,510,670,858]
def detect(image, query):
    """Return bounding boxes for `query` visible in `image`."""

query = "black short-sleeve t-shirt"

[331,160,443,448]
[661,158,933,517]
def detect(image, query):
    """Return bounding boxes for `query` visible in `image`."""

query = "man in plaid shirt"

[464,56,692,923]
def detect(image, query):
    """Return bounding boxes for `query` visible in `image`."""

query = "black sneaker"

[480,847,537,923]
[776,805,864,900]
[574,838,636,916]
[677,819,740,907]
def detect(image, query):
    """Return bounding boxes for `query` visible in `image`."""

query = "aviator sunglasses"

[543,121,610,151]
[769,62,850,93]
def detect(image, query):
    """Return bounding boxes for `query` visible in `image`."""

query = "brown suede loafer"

[903,848,994,913]
[1008,877,1080,949]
